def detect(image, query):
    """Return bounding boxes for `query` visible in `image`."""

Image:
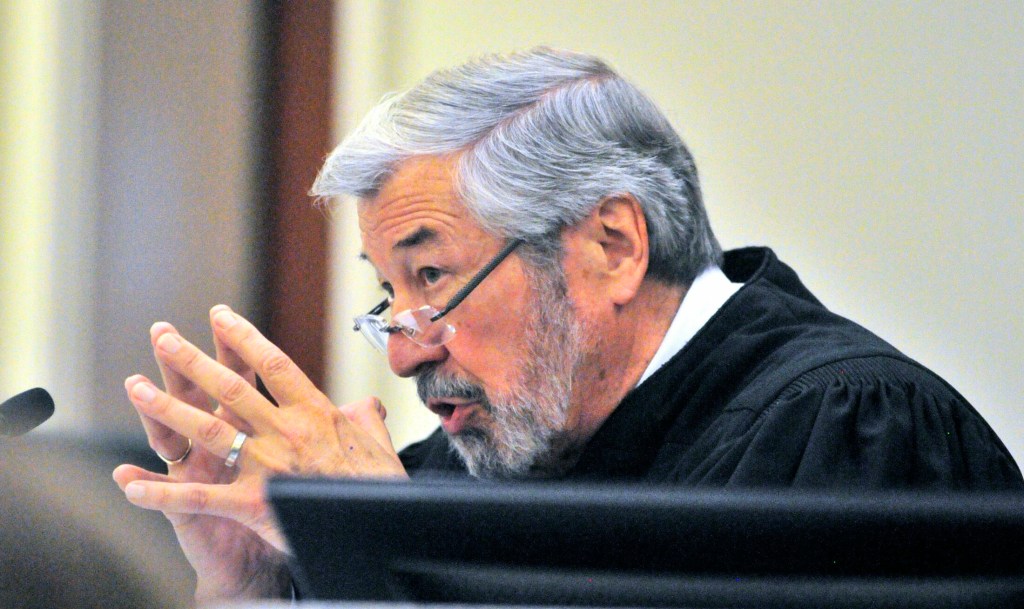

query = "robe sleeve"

[712,357,1023,490]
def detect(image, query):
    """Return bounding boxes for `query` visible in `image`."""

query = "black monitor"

[267,477,1024,608]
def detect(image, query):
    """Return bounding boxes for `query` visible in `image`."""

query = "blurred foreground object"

[0,438,193,609]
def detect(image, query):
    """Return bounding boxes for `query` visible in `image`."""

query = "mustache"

[416,366,488,405]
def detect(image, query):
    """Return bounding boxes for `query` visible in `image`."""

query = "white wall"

[327,1,1024,465]
[1,0,100,431]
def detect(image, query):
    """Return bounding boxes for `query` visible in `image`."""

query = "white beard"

[416,266,586,479]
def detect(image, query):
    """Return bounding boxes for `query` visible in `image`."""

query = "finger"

[121,478,260,523]
[120,477,288,550]
[126,374,193,462]
[152,320,257,435]
[208,306,258,431]
[209,308,321,407]
[140,322,213,461]
[113,463,172,491]
[128,378,257,465]
[209,304,257,389]
[338,397,396,454]
[151,322,215,413]
[152,330,279,434]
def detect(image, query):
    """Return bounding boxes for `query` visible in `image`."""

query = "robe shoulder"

[653,355,1024,490]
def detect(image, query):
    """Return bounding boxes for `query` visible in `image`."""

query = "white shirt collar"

[636,265,743,386]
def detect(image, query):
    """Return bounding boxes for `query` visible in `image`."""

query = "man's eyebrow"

[393,226,439,250]
[357,226,441,263]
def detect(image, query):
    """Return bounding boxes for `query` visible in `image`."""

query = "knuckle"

[339,396,385,422]
[219,374,249,404]
[259,350,293,379]
[184,487,209,512]
[280,421,316,449]
[257,449,293,475]
[156,484,173,503]
[342,396,374,414]
[198,417,228,445]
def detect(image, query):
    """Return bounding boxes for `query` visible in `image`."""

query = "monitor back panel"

[268,477,1024,608]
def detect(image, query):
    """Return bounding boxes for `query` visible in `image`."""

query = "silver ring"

[224,431,247,468]
[156,438,192,465]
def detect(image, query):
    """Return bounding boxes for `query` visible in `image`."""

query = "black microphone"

[0,388,55,437]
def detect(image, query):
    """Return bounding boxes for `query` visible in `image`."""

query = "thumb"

[338,397,396,454]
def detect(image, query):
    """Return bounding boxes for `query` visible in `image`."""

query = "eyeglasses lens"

[354,315,390,353]
[354,306,456,354]
[393,306,455,347]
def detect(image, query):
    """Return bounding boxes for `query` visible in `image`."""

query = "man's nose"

[387,331,447,377]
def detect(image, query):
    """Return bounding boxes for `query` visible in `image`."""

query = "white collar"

[636,265,743,386]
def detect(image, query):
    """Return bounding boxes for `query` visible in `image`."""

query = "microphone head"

[0,388,55,437]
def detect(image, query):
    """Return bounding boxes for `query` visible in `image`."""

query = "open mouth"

[425,398,481,435]
[426,399,457,418]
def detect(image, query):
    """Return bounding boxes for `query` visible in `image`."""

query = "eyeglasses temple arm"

[431,238,523,321]
[369,297,391,316]
[353,297,392,331]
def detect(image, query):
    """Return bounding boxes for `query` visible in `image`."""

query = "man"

[113,47,1022,601]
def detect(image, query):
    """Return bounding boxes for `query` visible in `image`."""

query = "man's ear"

[593,194,649,306]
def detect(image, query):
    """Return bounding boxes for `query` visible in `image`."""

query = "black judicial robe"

[399,247,1023,490]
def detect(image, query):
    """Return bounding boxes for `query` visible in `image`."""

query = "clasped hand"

[112,305,407,601]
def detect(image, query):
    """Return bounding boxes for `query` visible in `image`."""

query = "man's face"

[415,262,587,478]
[358,156,592,478]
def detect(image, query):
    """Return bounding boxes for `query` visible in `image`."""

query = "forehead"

[358,155,490,260]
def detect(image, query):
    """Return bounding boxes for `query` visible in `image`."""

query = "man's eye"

[419,267,444,285]
[380,282,394,298]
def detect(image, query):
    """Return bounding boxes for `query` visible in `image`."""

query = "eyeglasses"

[353,239,523,353]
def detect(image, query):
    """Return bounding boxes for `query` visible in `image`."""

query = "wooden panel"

[259,0,333,390]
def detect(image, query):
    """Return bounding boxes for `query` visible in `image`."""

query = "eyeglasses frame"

[353,238,524,349]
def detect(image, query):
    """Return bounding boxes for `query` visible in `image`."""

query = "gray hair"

[312,47,722,285]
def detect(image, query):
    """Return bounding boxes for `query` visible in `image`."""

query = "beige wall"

[327,1,1024,464]
[0,0,257,440]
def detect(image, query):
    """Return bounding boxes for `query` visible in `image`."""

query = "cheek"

[448,293,532,384]
[451,315,524,374]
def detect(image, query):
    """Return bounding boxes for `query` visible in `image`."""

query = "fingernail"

[131,382,157,403]
[156,333,182,354]
[124,374,143,390]
[125,482,145,500]
[150,322,172,340]
[213,310,238,329]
